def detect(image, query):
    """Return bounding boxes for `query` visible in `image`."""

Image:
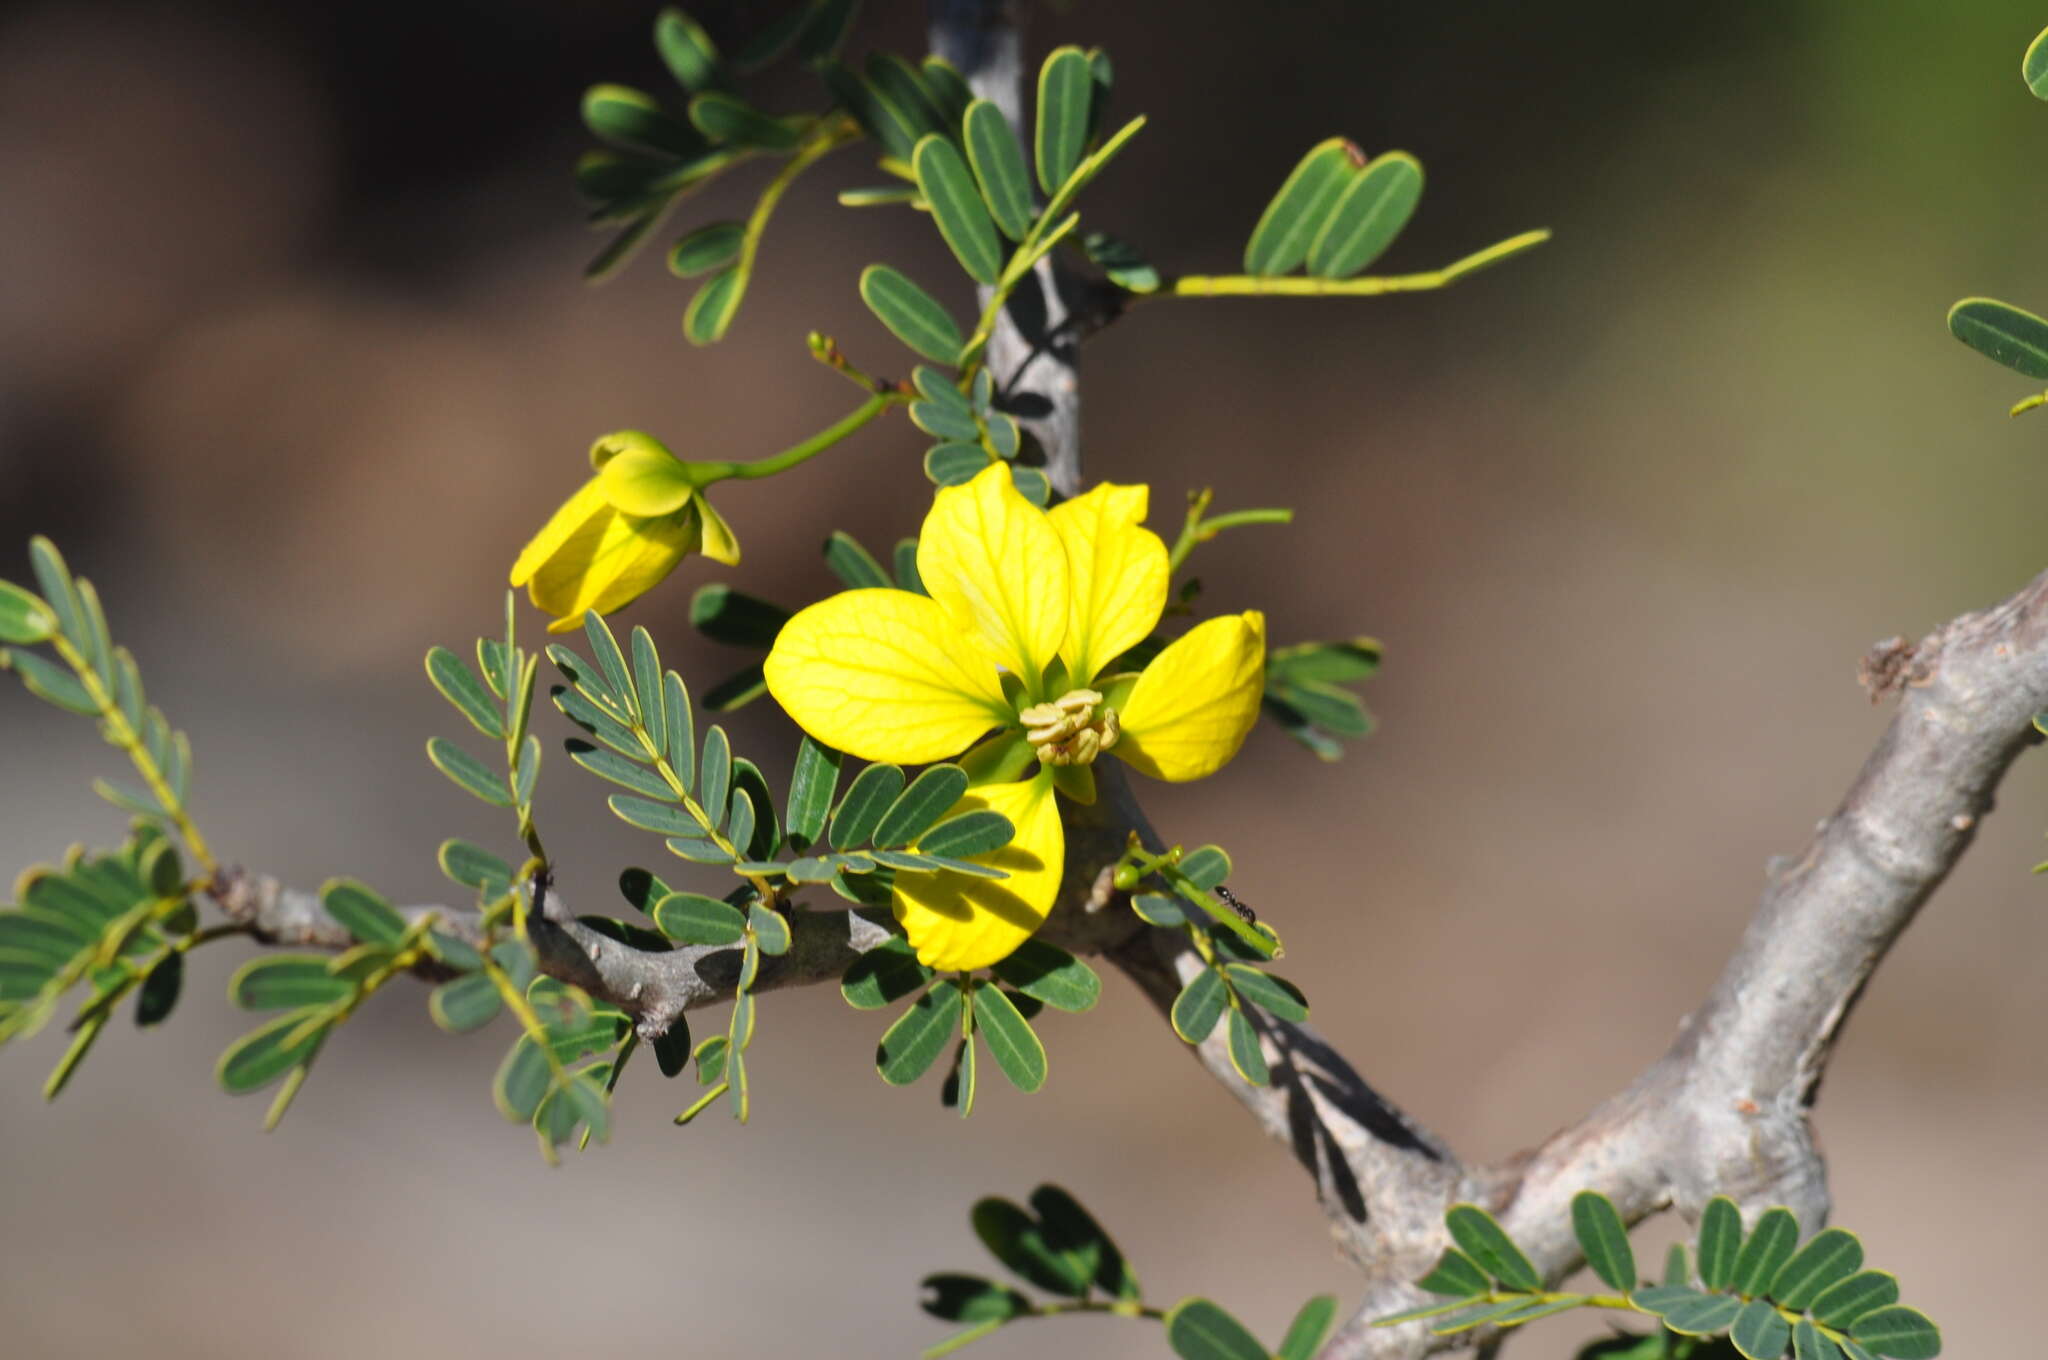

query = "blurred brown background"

[4,0,2046,1355]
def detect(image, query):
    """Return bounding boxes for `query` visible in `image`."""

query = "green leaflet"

[1244,137,1360,276]
[860,264,964,364]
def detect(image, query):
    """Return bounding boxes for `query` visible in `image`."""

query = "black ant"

[1216,884,1256,925]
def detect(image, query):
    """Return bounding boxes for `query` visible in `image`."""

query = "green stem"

[1166,497,1295,573]
[1163,229,1551,299]
[695,391,907,484]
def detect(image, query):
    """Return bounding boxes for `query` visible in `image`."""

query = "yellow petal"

[1047,481,1167,685]
[762,588,1011,764]
[598,435,697,516]
[536,506,702,633]
[1116,611,1266,782]
[916,462,1067,692]
[510,477,609,588]
[893,775,1063,971]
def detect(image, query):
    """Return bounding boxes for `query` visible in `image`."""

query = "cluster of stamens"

[1020,688,1120,766]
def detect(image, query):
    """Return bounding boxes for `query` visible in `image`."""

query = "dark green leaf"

[730,757,778,859]
[785,736,842,852]
[1245,137,1361,276]
[582,83,706,158]
[1224,1006,1268,1084]
[1164,1297,1267,1360]
[609,794,702,837]
[1795,1319,1844,1360]
[893,538,924,592]
[653,7,718,91]
[1009,465,1050,506]
[684,265,744,345]
[1731,1208,1798,1298]
[1948,297,2048,378]
[27,537,83,645]
[1274,679,1372,737]
[865,52,948,140]
[1732,1300,1792,1360]
[653,892,748,946]
[426,647,503,738]
[227,956,351,1010]
[1770,1228,1862,1311]
[922,56,973,124]
[916,809,1013,860]
[925,442,992,485]
[971,981,1046,1091]
[748,902,791,955]
[664,670,695,790]
[842,935,934,1009]
[1697,1196,1744,1291]
[699,725,731,829]
[689,91,798,150]
[861,266,963,364]
[796,0,858,62]
[690,583,788,648]
[665,836,733,864]
[1813,1272,1899,1330]
[1445,1203,1542,1292]
[134,951,182,1026]
[44,1011,108,1100]
[970,1196,1089,1297]
[833,763,906,849]
[1171,966,1228,1042]
[921,1273,1029,1324]
[568,741,673,800]
[427,737,510,807]
[1221,964,1308,1022]
[1028,1184,1138,1300]
[1847,1309,1938,1360]
[913,135,1002,284]
[1034,46,1092,194]
[1082,230,1160,293]
[1665,1244,1692,1287]
[992,939,1100,1012]
[1571,1191,1637,1293]
[1418,1247,1492,1297]
[877,978,960,1084]
[820,60,917,162]
[1278,1295,1338,1360]
[1309,151,1423,278]
[1662,1293,1744,1336]
[429,973,503,1033]
[651,1016,691,1077]
[1270,638,1381,684]
[553,684,638,758]
[911,398,982,442]
[321,879,406,946]
[823,530,891,588]
[875,764,970,847]
[0,580,55,644]
[218,1008,327,1094]
[1178,845,1232,890]
[492,1035,550,1122]
[2028,25,2048,99]
[6,648,95,714]
[0,908,88,966]
[963,99,1033,240]
[1131,893,1186,927]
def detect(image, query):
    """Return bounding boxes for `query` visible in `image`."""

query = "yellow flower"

[511,431,739,634]
[764,462,1264,971]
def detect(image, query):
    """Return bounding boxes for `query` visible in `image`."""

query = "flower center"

[1019,688,1121,767]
